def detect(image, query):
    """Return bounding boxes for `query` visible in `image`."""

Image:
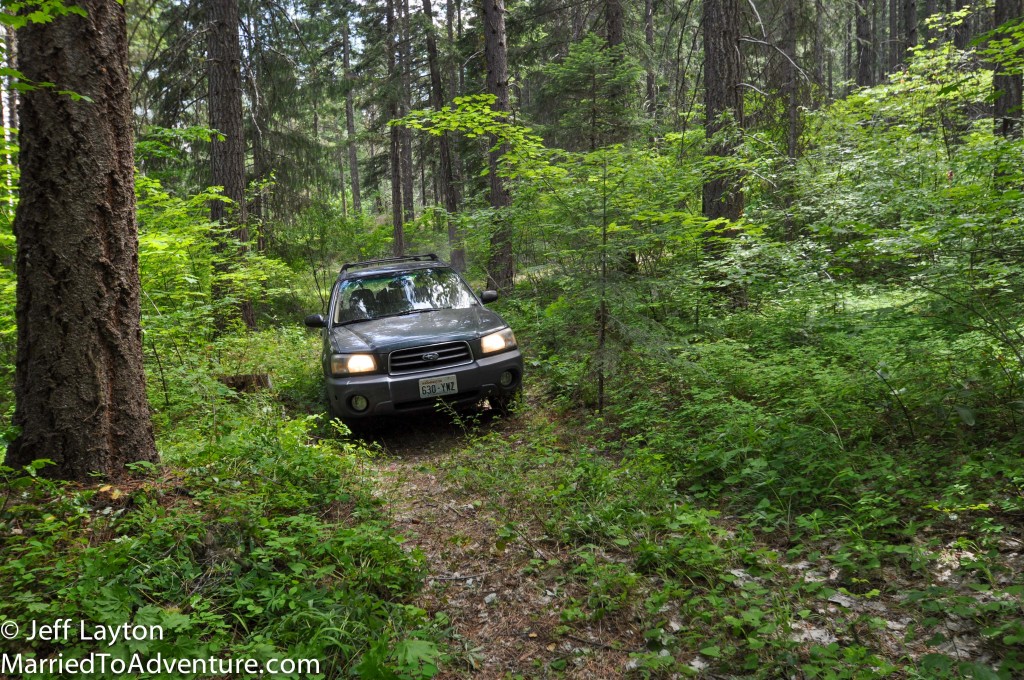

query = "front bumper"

[326,349,523,419]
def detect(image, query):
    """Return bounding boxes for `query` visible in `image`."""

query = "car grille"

[388,341,473,375]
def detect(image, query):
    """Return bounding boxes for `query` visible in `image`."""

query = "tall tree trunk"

[424,0,464,270]
[7,0,158,480]
[399,0,416,223]
[645,0,656,115]
[994,0,1023,139]
[343,14,362,214]
[338,129,348,217]
[782,0,800,158]
[953,0,970,49]
[856,0,873,87]
[844,16,853,95]
[871,0,878,83]
[813,0,826,103]
[386,0,405,255]
[247,21,270,252]
[889,0,901,69]
[482,0,514,291]
[208,0,255,329]
[903,0,917,51]
[702,0,744,222]
[605,0,624,47]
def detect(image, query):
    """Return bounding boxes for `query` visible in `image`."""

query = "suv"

[304,254,523,421]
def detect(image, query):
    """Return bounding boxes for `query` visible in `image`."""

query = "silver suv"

[304,254,523,421]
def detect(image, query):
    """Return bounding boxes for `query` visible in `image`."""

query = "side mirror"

[480,290,499,304]
[304,314,326,328]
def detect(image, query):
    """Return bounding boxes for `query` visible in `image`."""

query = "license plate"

[419,374,458,399]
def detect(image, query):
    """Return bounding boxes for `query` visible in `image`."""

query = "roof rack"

[339,253,440,277]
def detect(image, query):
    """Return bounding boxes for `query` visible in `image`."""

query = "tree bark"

[702,0,744,222]
[7,0,158,480]
[889,0,901,69]
[208,0,255,329]
[424,0,464,270]
[343,14,362,214]
[386,0,405,255]
[994,0,1023,139]
[813,0,826,103]
[856,0,873,87]
[482,0,514,291]
[903,0,917,51]
[605,0,624,48]
[398,0,416,223]
[782,0,800,158]
[645,0,656,116]
[953,0,970,49]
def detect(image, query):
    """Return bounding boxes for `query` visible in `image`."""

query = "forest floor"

[366,405,649,678]
[355,393,1024,679]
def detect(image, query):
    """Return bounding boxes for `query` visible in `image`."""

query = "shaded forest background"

[0,0,1023,677]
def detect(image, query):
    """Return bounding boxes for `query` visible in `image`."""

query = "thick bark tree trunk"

[994,0,1023,139]
[482,0,514,291]
[208,0,255,329]
[7,0,158,480]
[424,0,464,270]
[343,15,362,214]
[702,0,744,222]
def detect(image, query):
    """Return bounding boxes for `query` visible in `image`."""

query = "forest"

[0,0,1023,677]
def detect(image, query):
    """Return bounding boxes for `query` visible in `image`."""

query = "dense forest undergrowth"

[2,0,1024,678]
[4,283,1023,678]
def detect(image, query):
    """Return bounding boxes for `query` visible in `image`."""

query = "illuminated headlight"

[480,328,517,355]
[330,353,377,376]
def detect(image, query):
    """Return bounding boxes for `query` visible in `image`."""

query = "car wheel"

[490,388,522,416]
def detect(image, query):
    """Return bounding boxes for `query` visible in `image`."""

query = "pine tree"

[208,0,256,329]
[7,0,158,480]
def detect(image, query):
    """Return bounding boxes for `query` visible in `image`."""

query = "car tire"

[490,388,522,416]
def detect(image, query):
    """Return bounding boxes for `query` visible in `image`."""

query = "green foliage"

[1,141,444,677]
[0,408,438,678]
[534,34,645,150]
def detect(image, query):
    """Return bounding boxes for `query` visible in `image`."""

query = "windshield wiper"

[377,307,455,319]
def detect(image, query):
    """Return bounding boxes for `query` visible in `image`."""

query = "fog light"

[350,395,369,412]
[499,370,514,387]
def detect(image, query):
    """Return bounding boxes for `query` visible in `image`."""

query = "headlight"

[330,353,377,376]
[480,328,517,355]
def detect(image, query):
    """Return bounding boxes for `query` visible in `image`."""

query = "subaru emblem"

[422,352,440,361]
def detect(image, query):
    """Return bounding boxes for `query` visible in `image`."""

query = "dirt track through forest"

[367,411,646,678]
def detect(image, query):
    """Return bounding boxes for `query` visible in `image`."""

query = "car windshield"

[333,267,478,324]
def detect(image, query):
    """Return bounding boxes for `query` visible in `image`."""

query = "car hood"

[328,306,507,353]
